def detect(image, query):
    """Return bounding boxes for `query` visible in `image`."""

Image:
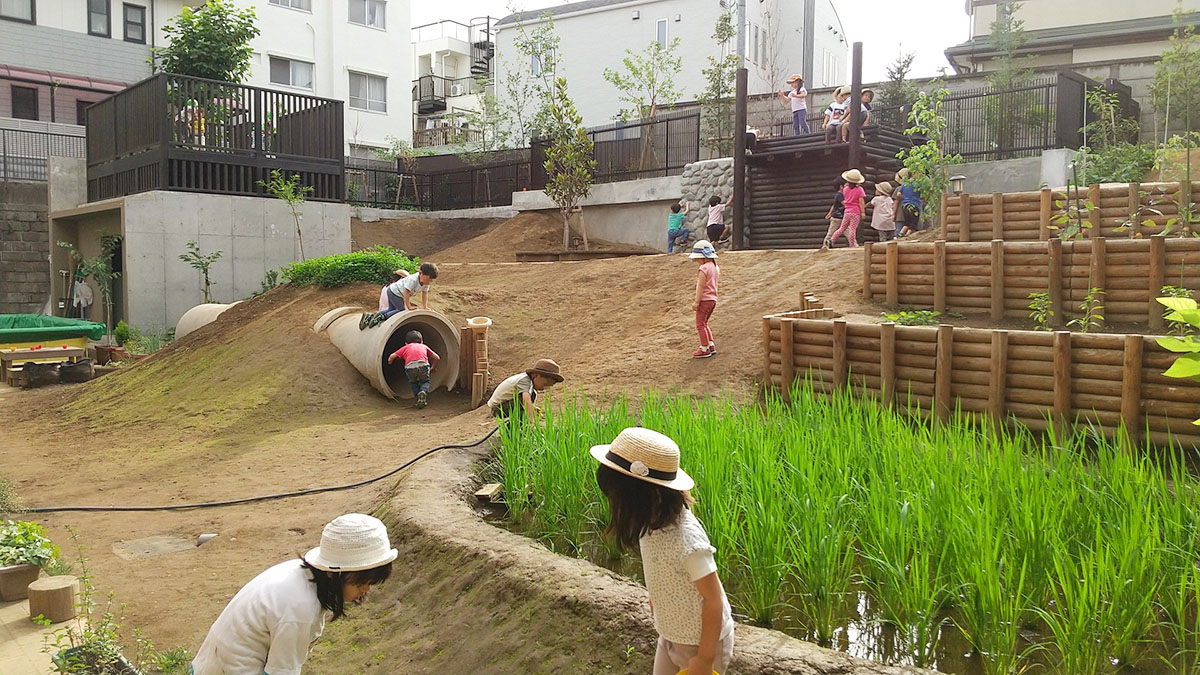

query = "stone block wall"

[0,180,50,314]
[680,158,734,239]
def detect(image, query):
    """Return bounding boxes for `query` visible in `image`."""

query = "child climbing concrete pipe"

[314,306,460,400]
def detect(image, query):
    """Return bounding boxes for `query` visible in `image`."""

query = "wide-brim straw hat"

[861,87,875,97]
[689,240,718,259]
[590,427,695,492]
[876,181,894,195]
[895,167,911,182]
[832,86,846,97]
[786,74,803,84]
[304,513,398,572]
[526,358,563,383]
[842,169,866,184]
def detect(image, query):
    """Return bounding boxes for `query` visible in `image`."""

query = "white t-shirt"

[825,100,848,126]
[487,372,536,410]
[192,560,326,675]
[639,508,734,645]
[707,202,726,226]
[387,273,429,301]
[788,88,808,112]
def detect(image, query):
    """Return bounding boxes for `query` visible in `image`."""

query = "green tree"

[178,240,223,304]
[151,0,259,83]
[1075,86,1152,184]
[897,88,963,226]
[58,236,123,342]
[877,52,921,121]
[696,10,741,157]
[542,78,596,250]
[602,38,683,172]
[984,1,1042,158]
[508,14,563,140]
[257,170,314,261]
[1150,4,1200,230]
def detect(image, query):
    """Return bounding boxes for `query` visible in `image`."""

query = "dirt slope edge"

[308,441,934,675]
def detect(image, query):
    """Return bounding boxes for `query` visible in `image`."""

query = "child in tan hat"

[591,427,735,675]
[829,169,866,248]
[870,181,897,242]
[487,359,563,420]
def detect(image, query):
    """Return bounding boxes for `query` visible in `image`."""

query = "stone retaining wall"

[680,158,734,239]
[0,180,50,314]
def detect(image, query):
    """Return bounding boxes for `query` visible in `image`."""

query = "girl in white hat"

[829,169,867,248]
[688,240,720,359]
[191,514,398,675]
[592,428,735,675]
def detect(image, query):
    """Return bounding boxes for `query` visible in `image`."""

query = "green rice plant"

[1036,539,1116,675]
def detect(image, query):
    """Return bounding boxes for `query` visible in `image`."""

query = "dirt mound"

[351,217,507,258]
[429,212,652,263]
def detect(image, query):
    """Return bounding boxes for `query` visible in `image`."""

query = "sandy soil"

[430,212,656,263]
[351,217,508,258]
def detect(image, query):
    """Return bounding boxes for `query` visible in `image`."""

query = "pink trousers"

[830,211,861,247]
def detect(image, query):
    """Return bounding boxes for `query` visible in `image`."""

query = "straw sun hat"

[525,358,564,383]
[841,169,866,184]
[689,240,718,259]
[876,181,894,196]
[590,427,695,491]
[303,513,398,572]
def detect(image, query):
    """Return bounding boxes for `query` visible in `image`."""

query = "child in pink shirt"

[830,169,866,248]
[688,240,720,359]
[386,330,440,408]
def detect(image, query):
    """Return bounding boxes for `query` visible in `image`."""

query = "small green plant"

[1049,191,1096,240]
[258,169,315,261]
[282,246,418,289]
[58,235,122,342]
[880,309,942,326]
[1163,285,1197,336]
[1157,297,1200,426]
[1067,287,1104,333]
[253,268,281,297]
[112,321,134,348]
[127,327,173,355]
[1028,291,1053,331]
[178,240,223,304]
[0,520,58,567]
[1114,186,1169,237]
[153,645,193,674]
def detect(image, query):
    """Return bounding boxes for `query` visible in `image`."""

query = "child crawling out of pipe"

[487,359,563,420]
[387,330,440,408]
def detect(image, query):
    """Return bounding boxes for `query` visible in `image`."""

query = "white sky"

[411,0,972,82]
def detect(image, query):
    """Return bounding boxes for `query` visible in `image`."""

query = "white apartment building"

[410,17,496,150]
[493,0,847,128]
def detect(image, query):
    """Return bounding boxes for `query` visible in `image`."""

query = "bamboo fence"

[939,180,1200,241]
[761,316,1200,447]
[863,237,1200,328]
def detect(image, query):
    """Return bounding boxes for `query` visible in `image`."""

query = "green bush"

[1077,142,1156,185]
[112,320,135,347]
[282,246,419,289]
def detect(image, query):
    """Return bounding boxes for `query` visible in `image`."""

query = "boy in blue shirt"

[666,198,690,253]
[892,169,923,237]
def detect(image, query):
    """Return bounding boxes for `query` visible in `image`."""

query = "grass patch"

[0,476,22,514]
[283,246,419,288]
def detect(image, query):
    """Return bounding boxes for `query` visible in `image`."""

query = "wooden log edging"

[761,316,1200,448]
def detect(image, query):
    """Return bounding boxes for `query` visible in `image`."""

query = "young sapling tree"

[542,78,596,250]
[258,169,314,261]
[178,240,223,304]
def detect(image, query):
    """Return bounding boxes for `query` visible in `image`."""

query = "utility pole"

[735,0,747,67]
[732,68,748,250]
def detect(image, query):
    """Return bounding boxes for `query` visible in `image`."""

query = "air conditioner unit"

[450,84,465,97]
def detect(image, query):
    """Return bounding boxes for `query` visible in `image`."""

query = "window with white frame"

[531,50,554,76]
[349,0,386,29]
[0,0,35,23]
[349,72,387,112]
[269,57,314,89]
[268,0,310,10]
[88,0,110,37]
[656,18,667,48]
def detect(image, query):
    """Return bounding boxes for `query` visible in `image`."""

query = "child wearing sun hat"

[829,168,867,248]
[689,240,720,359]
[592,427,735,675]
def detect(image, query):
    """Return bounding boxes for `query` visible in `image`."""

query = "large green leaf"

[1157,336,1200,353]
[1163,354,1200,379]
[1158,297,1200,312]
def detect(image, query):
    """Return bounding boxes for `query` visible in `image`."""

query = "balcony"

[412,75,449,114]
[85,72,344,203]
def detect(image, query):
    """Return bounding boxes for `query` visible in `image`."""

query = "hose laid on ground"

[23,427,498,514]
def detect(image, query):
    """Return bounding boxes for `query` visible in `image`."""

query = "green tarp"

[0,314,106,343]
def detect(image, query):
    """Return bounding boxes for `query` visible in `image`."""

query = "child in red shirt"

[689,240,720,359]
[829,169,866,248]
[386,330,440,408]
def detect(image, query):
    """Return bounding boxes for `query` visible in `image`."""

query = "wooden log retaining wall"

[863,237,1200,327]
[940,181,1200,241]
[761,316,1200,447]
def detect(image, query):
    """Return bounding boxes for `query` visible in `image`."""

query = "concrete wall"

[512,175,682,251]
[950,149,1075,194]
[119,191,351,329]
[0,181,50,314]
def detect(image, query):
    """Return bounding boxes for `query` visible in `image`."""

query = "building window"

[752,25,759,65]
[269,57,314,89]
[0,0,34,23]
[12,85,38,120]
[88,0,110,37]
[76,100,96,126]
[123,4,146,43]
[656,19,667,48]
[349,0,386,29]
[349,72,387,113]
[531,51,554,76]
[268,0,311,10]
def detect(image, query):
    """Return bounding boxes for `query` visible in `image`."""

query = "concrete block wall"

[512,175,683,251]
[0,181,50,314]
[680,158,734,239]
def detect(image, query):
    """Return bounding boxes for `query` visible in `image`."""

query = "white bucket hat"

[689,240,718,259]
[590,427,695,492]
[304,513,398,572]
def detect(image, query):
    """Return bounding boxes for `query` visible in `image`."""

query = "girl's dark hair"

[388,273,404,284]
[300,558,393,620]
[420,262,439,279]
[709,196,722,207]
[405,330,423,344]
[596,464,693,553]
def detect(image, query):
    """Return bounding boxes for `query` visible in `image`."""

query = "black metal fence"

[0,129,86,181]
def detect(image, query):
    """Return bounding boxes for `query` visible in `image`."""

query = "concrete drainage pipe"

[313,307,461,399]
[175,302,242,339]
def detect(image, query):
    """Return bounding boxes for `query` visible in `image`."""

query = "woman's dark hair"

[405,330,423,344]
[301,559,393,620]
[420,262,439,279]
[709,196,722,207]
[596,464,693,553]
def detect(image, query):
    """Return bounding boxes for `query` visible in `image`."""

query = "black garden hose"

[22,427,498,514]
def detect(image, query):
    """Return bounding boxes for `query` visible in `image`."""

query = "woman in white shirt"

[191,514,397,675]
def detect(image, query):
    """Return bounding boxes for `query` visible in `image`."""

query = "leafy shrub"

[1157,297,1200,425]
[1076,142,1157,185]
[1028,291,1052,330]
[0,520,58,567]
[282,246,419,289]
[880,310,942,326]
[112,321,134,347]
[128,327,173,355]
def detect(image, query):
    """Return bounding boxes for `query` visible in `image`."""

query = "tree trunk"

[562,209,571,250]
[293,208,306,261]
[578,207,589,251]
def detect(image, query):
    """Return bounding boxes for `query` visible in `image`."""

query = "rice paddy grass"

[493,384,1200,674]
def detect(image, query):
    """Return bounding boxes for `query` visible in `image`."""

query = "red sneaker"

[692,347,714,359]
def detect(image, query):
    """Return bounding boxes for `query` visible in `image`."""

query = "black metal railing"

[941,77,1059,161]
[0,129,86,181]
[412,75,450,113]
[532,110,700,187]
[756,104,907,139]
[86,72,344,202]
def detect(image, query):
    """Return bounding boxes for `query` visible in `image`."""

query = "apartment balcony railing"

[412,75,449,114]
[85,72,344,203]
[0,128,86,181]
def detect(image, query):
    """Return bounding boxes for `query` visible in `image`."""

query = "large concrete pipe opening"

[176,302,241,339]
[313,307,460,399]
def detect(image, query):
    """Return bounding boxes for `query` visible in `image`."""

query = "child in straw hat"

[192,513,397,675]
[592,427,735,675]
[777,74,809,135]
[689,240,720,359]
[870,181,897,242]
[829,169,867,248]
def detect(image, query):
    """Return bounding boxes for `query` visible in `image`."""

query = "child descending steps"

[821,176,848,250]
[590,428,735,675]
[689,240,719,359]
[667,199,690,253]
[386,330,440,408]
[829,169,867,248]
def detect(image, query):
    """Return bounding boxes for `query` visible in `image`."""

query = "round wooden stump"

[28,575,79,623]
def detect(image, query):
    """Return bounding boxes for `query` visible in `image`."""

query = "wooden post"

[989,330,1009,428]
[1088,184,1102,236]
[990,239,1005,321]
[1039,187,1052,241]
[457,327,474,391]
[762,317,773,386]
[832,319,847,389]
[959,193,971,242]
[781,320,796,400]
[933,240,947,313]
[27,576,78,623]
[1053,330,1072,438]
[471,372,486,409]
[732,67,748,249]
[880,322,896,409]
[1048,238,1064,327]
[863,242,874,300]
[935,324,953,423]
[1120,334,1144,446]
[885,241,899,305]
[1128,182,1141,239]
[992,192,1004,240]
[1091,236,1107,319]
[1149,235,1166,331]
[939,192,948,239]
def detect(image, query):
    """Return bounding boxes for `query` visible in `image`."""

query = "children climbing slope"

[667,199,690,253]
[690,240,719,359]
[829,169,866,248]
[387,330,440,408]
[591,427,735,675]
